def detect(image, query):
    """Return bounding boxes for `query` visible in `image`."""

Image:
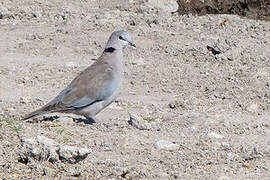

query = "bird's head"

[105,30,136,50]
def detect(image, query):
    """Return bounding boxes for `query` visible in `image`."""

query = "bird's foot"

[74,116,96,125]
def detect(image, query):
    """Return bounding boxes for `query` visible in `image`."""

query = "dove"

[23,30,135,121]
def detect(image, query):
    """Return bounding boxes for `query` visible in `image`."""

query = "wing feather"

[48,59,117,110]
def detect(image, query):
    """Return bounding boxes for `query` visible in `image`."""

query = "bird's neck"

[103,47,123,59]
[104,45,124,52]
[102,47,124,81]
[103,47,123,66]
[104,47,116,53]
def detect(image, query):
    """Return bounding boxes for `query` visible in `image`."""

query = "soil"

[0,0,269,179]
[177,0,270,21]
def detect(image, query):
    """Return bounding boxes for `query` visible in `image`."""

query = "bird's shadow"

[40,115,59,122]
[73,117,96,125]
[27,115,96,125]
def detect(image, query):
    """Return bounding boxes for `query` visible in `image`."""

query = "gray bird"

[23,30,135,121]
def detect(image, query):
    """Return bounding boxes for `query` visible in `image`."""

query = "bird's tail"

[22,106,51,120]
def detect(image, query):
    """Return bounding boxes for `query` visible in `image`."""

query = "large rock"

[19,136,91,164]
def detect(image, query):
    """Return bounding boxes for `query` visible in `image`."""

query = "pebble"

[89,47,98,56]
[154,140,179,151]
[19,97,29,104]
[168,103,176,109]
[132,58,145,66]
[57,116,74,124]
[65,61,77,68]
[216,54,227,61]
[246,102,260,113]
[129,113,152,130]
[108,102,122,110]
[208,132,224,139]
[218,175,231,180]
[256,68,270,78]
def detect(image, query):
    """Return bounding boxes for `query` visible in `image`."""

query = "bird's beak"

[129,41,136,48]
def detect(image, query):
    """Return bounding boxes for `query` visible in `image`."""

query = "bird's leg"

[83,115,97,124]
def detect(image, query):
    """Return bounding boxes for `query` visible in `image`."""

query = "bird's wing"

[49,59,118,109]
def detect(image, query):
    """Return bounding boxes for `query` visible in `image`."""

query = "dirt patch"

[177,0,270,21]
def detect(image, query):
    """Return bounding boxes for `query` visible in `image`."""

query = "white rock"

[57,116,74,124]
[65,61,77,68]
[108,102,122,110]
[216,54,227,61]
[256,68,270,78]
[208,132,224,139]
[246,102,260,113]
[180,133,186,137]
[19,136,91,164]
[154,140,179,151]
[89,47,98,56]
[129,114,152,130]
[0,4,9,15]
[20,135,59,162]
[218,175,231,180]
[132,58,145,66]
[19,97,29,104]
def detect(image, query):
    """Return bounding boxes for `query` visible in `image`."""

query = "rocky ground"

[0,0,269,179]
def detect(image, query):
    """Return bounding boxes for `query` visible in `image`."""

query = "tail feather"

[22,103,72,120]
[22,106,50,120]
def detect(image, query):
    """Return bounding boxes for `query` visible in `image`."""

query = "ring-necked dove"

[23,30,135,121]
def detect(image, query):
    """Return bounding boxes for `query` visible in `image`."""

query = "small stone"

[180,133,185,137]
[208,132,224,139]
[6,107,16,112]
[168,103,176,109]
[57,116,74,124]
[129,114,152,130]
[35,97,44,102]
[129,19,136,26]
[256,68,270,78]
[132,58,145,66]
[218,175,231,180]
[42,167,55,177]
[19,97,29,104]
[216,54,227,61]
[89,47,98,56]
[108,102,122,110]
[65,61,76,68]
[154,140,179,151]
[246,102,260,113]
[23,76,30,82]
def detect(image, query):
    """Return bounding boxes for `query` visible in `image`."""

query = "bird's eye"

[119,36,124,40]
